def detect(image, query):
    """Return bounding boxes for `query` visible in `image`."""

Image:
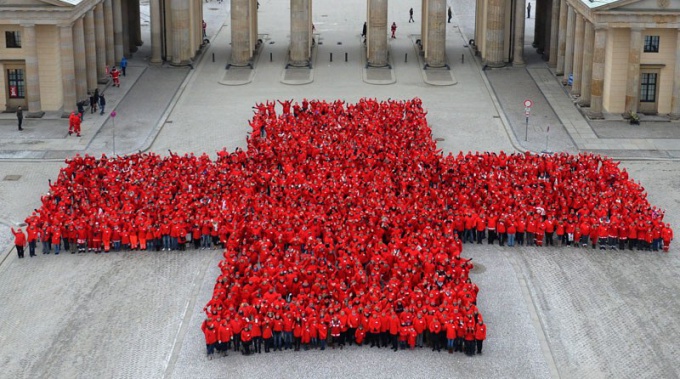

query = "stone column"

[290,0,312,66]
[84,10,98,91]
[104,0,115,66]
[113,0,124,64]
[120,0,130,55]
[579,21,594,107]
[230,0,251,66]
[556,0,567,74]
[73,17,88,102]
[625,27,643,114]
[485,0,505,67]
[425,0,446,67]
[571,15,584,95]
[563,5,575,82]
[533,0,543,48]
[59,25,77,116]
[670,30,680,118]
[513,0,526,66]
[171,0,190,65]
[95,4,107,81]
[251,0,259,54]
[133,0,143,47]
[589,26,607,119]
[548,0,560,66]
[21,24,43,117]
[150,0,162,63]
[367,0,388,67]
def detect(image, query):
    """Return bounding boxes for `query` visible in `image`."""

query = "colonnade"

[19,0,201,116]
[229,0,448,69]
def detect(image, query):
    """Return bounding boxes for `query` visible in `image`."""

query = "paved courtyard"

[0,1,679,378]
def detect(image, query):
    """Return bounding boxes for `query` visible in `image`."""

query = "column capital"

[630,26,645,32]
[594,24,607,31]
[20,23,36,28]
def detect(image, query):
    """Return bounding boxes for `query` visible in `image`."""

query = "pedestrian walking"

[110,66,121,87]
[77,100,86,121]
[11,227,27,259]
[202,20,207,38]
[120,56,128,77]
[89,91,96,114]
[391,22,397,38]
[361,22,367,44]
[409,8,414,23]
[16,106,23,130]
[99,93,106,115]
[448,6,453,23]
[527,2,531,18]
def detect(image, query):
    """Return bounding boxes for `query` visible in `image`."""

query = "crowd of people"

[14,98,672,360]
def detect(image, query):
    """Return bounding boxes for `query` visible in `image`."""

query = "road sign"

[523,99,533,108]
[525,107,531,116]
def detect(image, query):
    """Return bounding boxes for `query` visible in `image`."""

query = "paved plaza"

[1,1,679,378]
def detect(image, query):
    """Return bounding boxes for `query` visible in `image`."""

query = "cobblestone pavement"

[0,1,679,379]
[508,160,680,379]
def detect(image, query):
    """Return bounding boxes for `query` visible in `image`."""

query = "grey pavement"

[0,1,679,378]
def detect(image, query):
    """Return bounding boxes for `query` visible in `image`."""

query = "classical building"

[475,0,680,117]
[0,0,204,116]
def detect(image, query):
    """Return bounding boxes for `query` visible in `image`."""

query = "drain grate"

[435,137,445,141]
[3,175,21,181]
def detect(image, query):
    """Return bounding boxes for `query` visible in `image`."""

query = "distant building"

[475,0,680,117]
[0,0,204,116]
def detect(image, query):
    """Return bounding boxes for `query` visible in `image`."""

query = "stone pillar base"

[577,99,590,107]
[170,59,193,67]
[485,61,505,68]
[26,111,45,118]
[668,113,680,120]
[587,111,603,120]
[98,77,111,84]
[513,62,526,68]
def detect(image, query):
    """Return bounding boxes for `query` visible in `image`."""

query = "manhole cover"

[269,41,275,44]
[337,42,342,45]
[435,137,445,141]
[318,42,323,45]
[321,15,328,17]
[209,7,219,10]
[165,120,173,124]
[470,263,486,274]
[3,175,21,181]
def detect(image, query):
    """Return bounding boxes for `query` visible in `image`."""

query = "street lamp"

[111,110,117,155]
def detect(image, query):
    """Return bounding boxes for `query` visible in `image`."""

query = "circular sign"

[523,99,533,108]
[111,111,117,118]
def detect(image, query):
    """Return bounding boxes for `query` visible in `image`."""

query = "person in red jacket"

[446,320,457,353]
[262,316,273,352]
[217,320,233,356]
[355,324,366,346]
[464,325,476,356]
[11,227,27,259]
[27,224,38,257]
[662,223,673,252]
[201,318,218,360]
[240,324,253,355]
[475,320,487,354]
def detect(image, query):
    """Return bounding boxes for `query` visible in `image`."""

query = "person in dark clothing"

[16,106,23,130]
[448,6,452,23]
[409,8,414,23]
[99,93,106,115]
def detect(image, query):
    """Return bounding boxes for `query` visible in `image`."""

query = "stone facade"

[0,0,203,115]
[475,0,680,116]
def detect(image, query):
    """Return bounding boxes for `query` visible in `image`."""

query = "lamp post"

[111,110,117,155]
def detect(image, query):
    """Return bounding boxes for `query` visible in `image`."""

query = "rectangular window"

[7,69,25,99]
[640,73,657,102]
[643,35,659,53]
[5,31,21,48]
